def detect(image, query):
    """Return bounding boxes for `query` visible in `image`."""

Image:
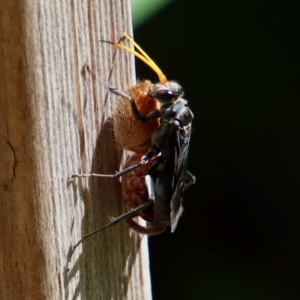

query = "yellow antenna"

[103,33,167,84]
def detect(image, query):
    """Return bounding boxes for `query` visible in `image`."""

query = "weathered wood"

[0,1,152,299]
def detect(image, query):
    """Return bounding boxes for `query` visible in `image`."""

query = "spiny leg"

[72,156,149,179]
[67,199,154,264]
[68,167,157,264]
[72,144,160,180]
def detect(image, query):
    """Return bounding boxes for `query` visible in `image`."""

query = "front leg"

[108,84,161,122]
[72,156,150,179]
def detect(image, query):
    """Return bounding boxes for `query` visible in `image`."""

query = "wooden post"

[0,1,152,299]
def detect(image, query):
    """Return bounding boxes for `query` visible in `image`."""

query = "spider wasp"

[69,34,195,259]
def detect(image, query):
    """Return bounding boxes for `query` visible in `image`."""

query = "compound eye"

[148,81,184,103]
[154,89,177,102]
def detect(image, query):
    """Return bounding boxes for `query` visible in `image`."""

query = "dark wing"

[170,123,192,232]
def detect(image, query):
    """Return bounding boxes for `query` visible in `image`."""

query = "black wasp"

[69,34,195,259]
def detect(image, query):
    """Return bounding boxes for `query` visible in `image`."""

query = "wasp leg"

[72,158,148,179]
[68,169,156,262]
[183,171,196,191]
[98,80,162,121]
[108,84,161,122]
[67,199,154,263]
[72,146,161,179]
[124,166,167,235]
[98,80,161,121]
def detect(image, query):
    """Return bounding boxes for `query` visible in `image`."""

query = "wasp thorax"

[148,81,184,103]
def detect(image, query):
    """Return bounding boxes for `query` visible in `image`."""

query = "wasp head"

[148,81,184,103]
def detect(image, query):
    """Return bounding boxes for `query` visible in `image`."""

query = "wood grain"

[0,1,152,299]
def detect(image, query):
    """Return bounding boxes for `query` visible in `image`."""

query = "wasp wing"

[170,123,192,232]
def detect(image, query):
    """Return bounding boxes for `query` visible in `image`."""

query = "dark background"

[134,1,300,299]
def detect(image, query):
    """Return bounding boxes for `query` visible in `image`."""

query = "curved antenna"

[101,33,168,84]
